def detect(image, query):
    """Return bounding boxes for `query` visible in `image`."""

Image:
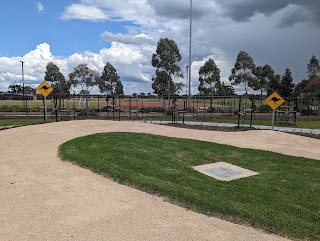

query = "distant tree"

[139,92,146,97]
[198,58,222,96]
[267,74,281,96]
[305,76,320,97]
[8,84,22,94]
[24,86,36,94]
[69,63,99,115]
[279,68,295,98]
[132,93,138,98]
[229,51,256,94]
[222,83,236,96]
[252,65,274,96]
[307,55,320,79]
[294,79,309,96]
[98,62,124,97]
[152,38,183,108]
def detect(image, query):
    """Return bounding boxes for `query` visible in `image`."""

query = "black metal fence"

[1,94,319,126]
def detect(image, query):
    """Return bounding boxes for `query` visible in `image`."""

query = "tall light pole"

[188,0,193,110]
[20,61,25,112]
[185,65,189,97]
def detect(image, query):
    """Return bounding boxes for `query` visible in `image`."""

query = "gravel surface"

[2,120,319,240]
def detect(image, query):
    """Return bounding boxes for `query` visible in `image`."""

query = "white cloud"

[101,31,156,46]
[36,2,44,12]
[61,4,108,21]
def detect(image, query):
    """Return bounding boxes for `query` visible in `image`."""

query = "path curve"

[1,120,319,241]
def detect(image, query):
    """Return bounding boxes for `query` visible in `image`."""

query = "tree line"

[151,38,320,100]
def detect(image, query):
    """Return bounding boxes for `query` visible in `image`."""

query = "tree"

[294,79,309,96]
[44,62,70,120]
[44,62,70,98]
[307,55,320,79]
[229,51,256,94]
[98,62,124,97]
[198,58,222,96]
[267,74,281,96]
[221,83,236,96]
[151,70,184,97]
[69,64,98,94]
[252,64,274,96]
[69,63,99,115]
[279,68,295,98]
[152,38,183,108]
[24,86,36,94]
[305,76,320,97]
[8,84,22,94]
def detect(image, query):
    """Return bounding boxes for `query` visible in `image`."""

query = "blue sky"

[0,0,319,94]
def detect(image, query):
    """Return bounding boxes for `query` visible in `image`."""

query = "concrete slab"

[193,162,259,181]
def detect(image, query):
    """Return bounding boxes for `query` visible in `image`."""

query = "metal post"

[188,0,192,110]
[20,61,25,114]
[44,96,48,122]
[272,110,275,130]
[238,96,242,128]
[186,65,188,104]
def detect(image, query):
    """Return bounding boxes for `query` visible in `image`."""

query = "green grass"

[0,119,54,126]
[59,132,320,241]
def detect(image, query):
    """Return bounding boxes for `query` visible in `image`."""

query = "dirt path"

[1,120,319,241]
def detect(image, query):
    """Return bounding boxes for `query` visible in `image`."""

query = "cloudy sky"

[0,0,319,95]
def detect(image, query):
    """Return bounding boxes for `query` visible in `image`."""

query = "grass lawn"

[0,119,54,126]
[206,118,320,129]
[59,132,320,241]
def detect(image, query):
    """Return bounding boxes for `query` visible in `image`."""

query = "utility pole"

[188,0,193,110]
[20,61,25,113]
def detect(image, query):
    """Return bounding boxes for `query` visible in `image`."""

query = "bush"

[77,110,98,116]
[258,104,272,113]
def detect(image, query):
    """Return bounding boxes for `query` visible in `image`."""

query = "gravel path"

[1,120,319,241]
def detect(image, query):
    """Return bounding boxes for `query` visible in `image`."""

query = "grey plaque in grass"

[193,162,259,181]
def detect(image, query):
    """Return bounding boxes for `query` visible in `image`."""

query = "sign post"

[265,92,284,130]
[36,81,53,123]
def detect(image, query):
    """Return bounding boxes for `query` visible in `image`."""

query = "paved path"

[140,120,320,135]
[1,120,319,241]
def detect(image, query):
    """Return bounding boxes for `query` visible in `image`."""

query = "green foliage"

[198,58,222,96]
[151,70,184,97]
[229,51,256,94]
[307,55,320,79]
[69,63,99,95]
[294,79,309,96]
[252,65,274,95]
[77,109,98,116]
[45,62,70,98]
[151,38,183,104]
[305,76,320,97]
[8,84,22,94]
[221,83,235,96]
[279,68,295,97]
[98,62,124,96]
[267,74,281,96]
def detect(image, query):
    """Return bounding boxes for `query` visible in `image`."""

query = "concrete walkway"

[141,120,320,135]
[1,120,319,240]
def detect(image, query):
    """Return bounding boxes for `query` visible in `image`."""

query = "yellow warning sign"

[36,81,53,97]
[265,91,284,110]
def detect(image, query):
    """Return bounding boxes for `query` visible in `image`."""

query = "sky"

[0,0,319,95]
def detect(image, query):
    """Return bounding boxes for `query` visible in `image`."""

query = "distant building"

[0,93,34,100]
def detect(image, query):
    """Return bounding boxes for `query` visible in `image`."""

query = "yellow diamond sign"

[265,91,284,110]
[36,81,53,97]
